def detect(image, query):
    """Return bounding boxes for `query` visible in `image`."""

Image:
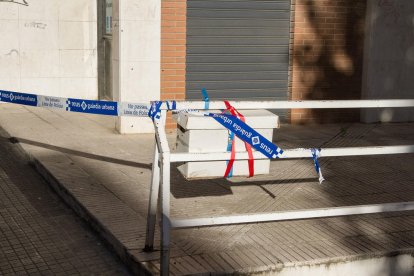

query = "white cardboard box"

[174,110,279,179]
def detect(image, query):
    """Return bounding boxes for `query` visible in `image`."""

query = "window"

[105,0,112,35]
[98,0,113,100]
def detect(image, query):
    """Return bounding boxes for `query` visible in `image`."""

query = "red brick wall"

[161,0,186,129]
[290,0,367,124]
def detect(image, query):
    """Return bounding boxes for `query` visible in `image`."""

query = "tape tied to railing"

[201,88,209,110]
[225,131,235,178]
[222,100,255,178]
[166,100,177,111]
[207,112,284,159]
[148,100,177,121]
[149,101,163,121]
[311,148,325,184]
[201,89,238,177]
[1,89,325,183]
[172,106,285,160]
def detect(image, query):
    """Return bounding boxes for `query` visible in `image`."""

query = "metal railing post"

[160,149,171,275]
[152,110,171,276]
[144,139,160,251]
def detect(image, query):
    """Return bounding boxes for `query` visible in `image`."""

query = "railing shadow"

[2,136,152,170]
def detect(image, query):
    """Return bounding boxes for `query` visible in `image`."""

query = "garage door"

[186,0,292,104]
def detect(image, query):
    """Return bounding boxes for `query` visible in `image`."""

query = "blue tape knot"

[311,148,325,184]
[201,88,209,110]
[148,101,162,121]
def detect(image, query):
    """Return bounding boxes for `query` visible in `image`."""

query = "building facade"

[0,0,413,133]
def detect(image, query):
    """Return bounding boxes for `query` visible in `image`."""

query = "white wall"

[112,0,161,133]
[0,0,98,99]
[362,0,414,122]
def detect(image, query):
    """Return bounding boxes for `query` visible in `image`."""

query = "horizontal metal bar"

[171,201,414,228]
[170,145,414,162]
[170,99,414,110]
[171,151,265,162]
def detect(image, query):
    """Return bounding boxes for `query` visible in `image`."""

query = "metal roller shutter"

[186,0,291,106]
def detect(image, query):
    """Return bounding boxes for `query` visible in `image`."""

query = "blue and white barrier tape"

[225,131,235,178]
[201,88,210,110]
[0,90,150,117]
[210,113,284,159]
[148,100,178,121]
[311,148,325,184]
[1,89,324,182]
[172,109,285,159]
[0,90,38,106]
[0,90,151,117]
[148,101,163,120]
[201,88,235,176]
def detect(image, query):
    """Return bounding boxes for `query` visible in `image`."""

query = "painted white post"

[112,0,161,133]
[160,150,171,275]
[155,110,171,275]
[144,140,160,251]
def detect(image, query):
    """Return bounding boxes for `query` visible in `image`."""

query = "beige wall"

[112,0,161,133]
[362,0,414,122]
[0,0,98,99]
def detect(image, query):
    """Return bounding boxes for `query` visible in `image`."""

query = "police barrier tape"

[0,90,151,117]
[149,101,324,181]
[149,100,284,158]
[0,89,330,181]
[0,90,281,160]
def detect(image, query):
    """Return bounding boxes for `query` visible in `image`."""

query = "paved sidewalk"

[0,103,414,275]
[0,128,131,275]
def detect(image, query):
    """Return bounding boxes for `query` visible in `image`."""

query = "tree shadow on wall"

[294,2,414,275]
[292,0,366,123]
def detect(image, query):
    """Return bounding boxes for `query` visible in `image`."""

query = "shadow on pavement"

[4,136,152,170]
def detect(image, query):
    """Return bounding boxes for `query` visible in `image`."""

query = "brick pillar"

[161,0,186,129]
[290,0,367,124]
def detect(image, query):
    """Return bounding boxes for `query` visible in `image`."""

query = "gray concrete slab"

[0,103,414,275]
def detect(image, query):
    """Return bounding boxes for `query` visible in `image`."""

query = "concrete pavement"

[0,103,414,275]
[0,127,131,275]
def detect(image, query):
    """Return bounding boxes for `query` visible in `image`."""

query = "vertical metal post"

[144,140,160,251]
[158,110,171,276]
[160,150,171,275]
